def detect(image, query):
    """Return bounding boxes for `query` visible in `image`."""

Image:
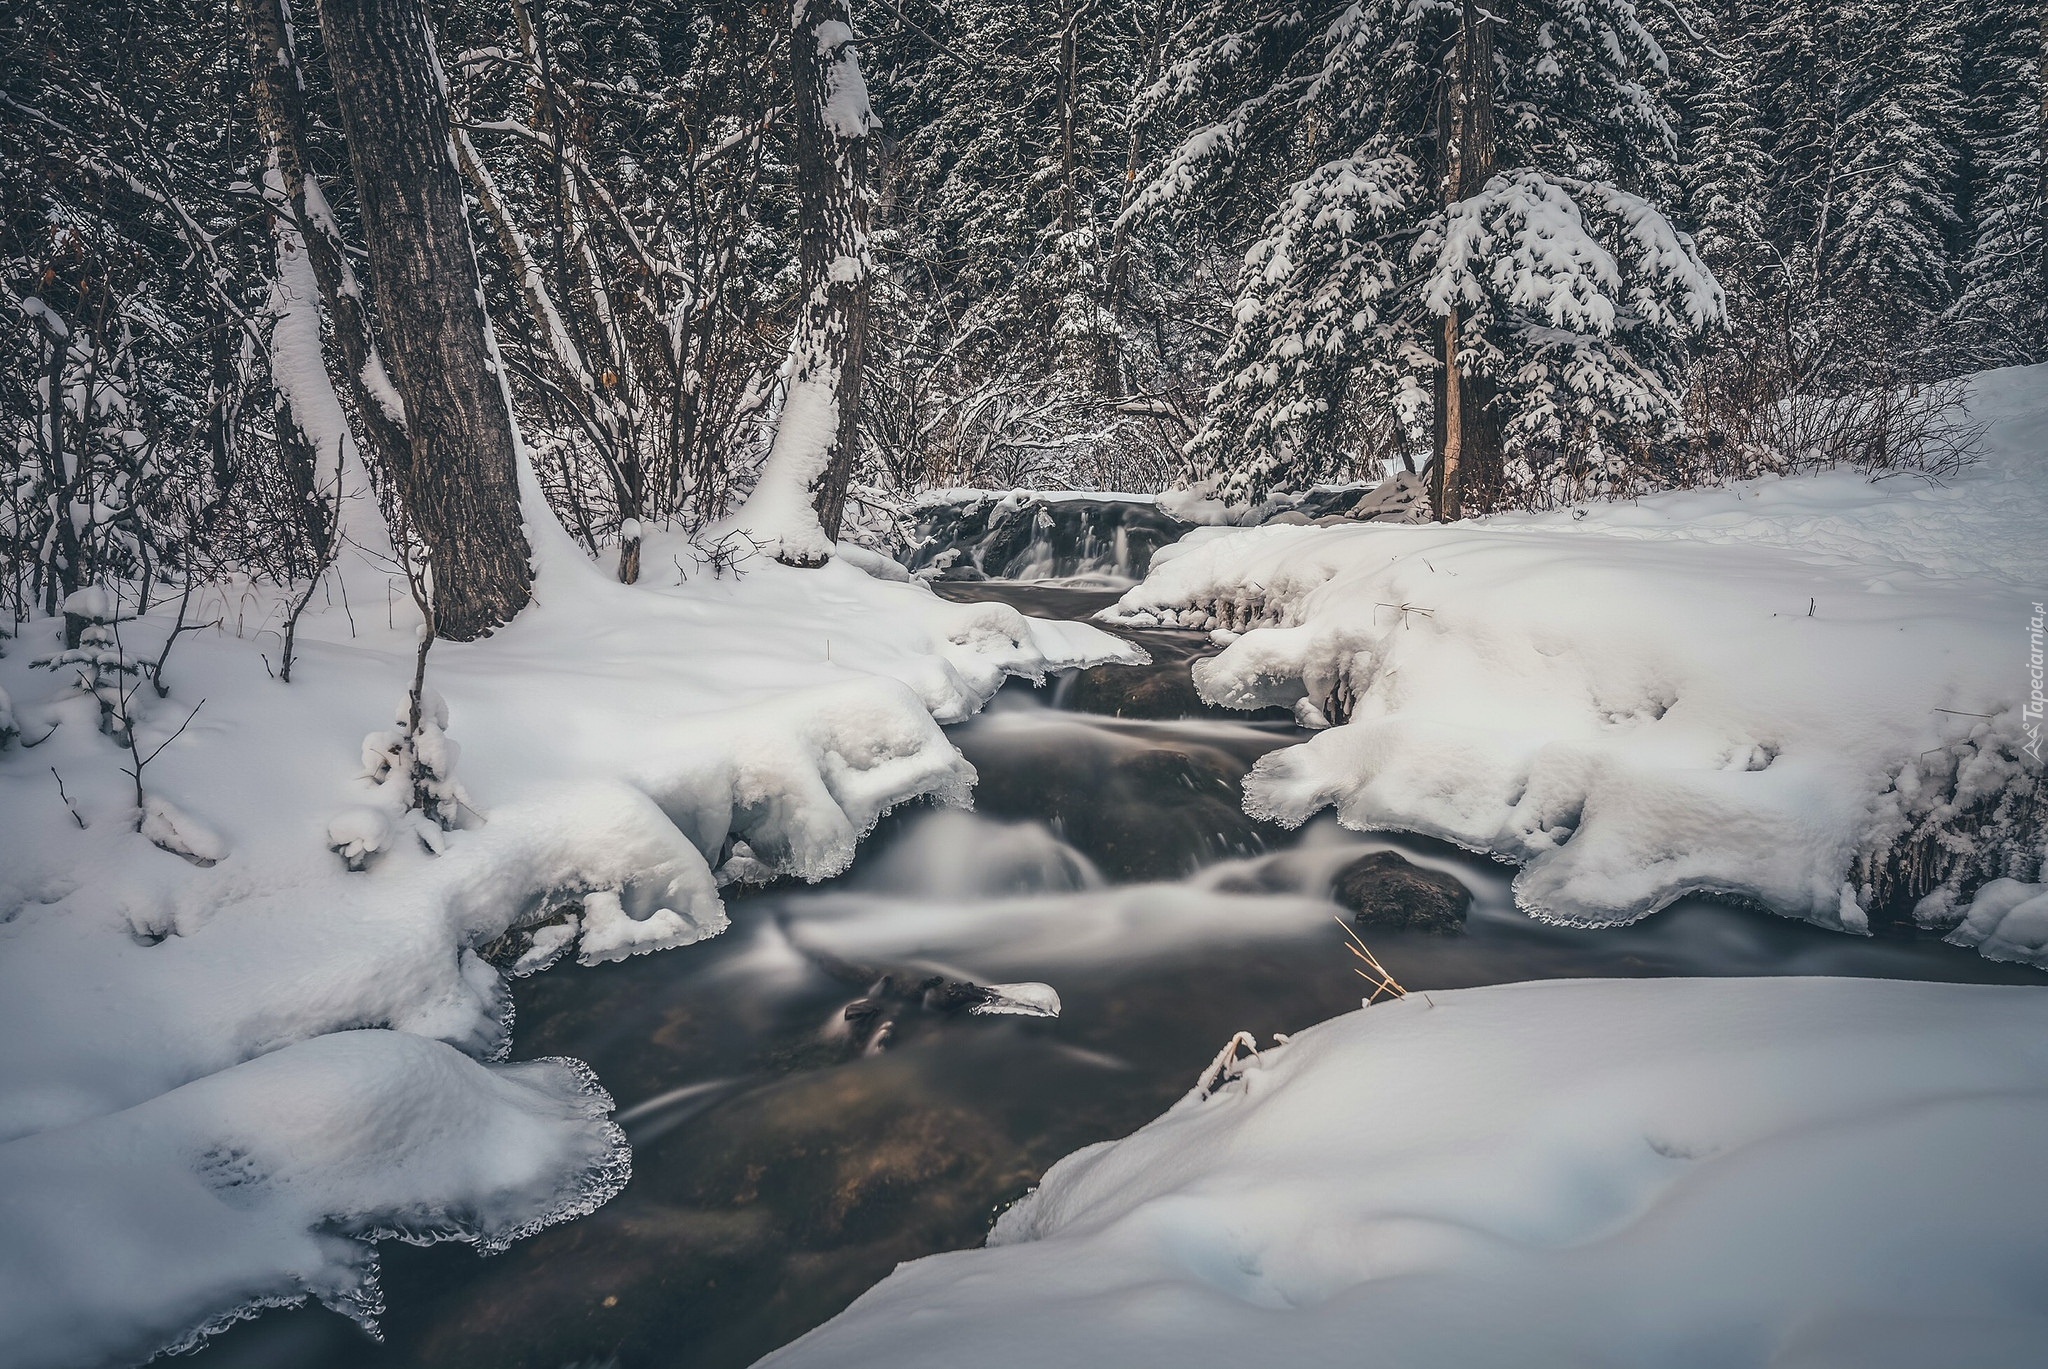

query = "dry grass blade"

[1194,1030,1262,1100]
[1336,916,1408,1004]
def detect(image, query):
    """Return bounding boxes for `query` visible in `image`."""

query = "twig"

[150,577,219,697]
[124,699,205,824]
[50,767,86,828]
[135,699,205,771]
[1374,602,1436,628]
[1194,1030,1261,1100]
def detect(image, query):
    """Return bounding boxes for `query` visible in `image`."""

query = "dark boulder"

[1332,851,1470,934]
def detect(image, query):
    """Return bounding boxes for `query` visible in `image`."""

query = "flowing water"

[196,582,2042,1369]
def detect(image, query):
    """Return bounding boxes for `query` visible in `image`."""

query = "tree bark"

[736,0,873,563]
[793,0,871,550]
[1432,0,1503,521]
[239,0,411,492]
[2037,5,2047,303]
[319,0,533,638]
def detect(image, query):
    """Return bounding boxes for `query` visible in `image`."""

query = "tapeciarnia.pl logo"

[2026,601,2045,763]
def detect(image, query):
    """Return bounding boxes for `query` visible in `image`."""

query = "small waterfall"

[902,492,1189,583]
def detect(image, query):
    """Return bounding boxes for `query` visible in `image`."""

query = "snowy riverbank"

[1106,365,2048,957]
[765,976,2048,1369]
[0,524,1134,1365]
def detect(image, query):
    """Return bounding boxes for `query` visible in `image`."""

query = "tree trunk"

[29,306,83,636]
[734,0,873,564]
[319,0,533,639]
[2037,4,2047,303]
[793,0,871,550]
[1058,4,1080,236]
[240,0,411,492]
[1432,0,1503,521]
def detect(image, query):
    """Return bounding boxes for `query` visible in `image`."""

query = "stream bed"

[195,582,2042,1369]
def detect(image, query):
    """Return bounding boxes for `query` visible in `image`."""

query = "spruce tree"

[1955,0,2047,364]
[1135,0,1725,516]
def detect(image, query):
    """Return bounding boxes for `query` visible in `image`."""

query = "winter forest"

[2,0,2047,1364]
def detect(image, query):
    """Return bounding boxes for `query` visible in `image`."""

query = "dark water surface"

[196,583,2042,1369]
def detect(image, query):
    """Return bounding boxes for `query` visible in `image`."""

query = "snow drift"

[763,976,2048,1369]
[0,519,1136,1362]
[1106,366,2048,956]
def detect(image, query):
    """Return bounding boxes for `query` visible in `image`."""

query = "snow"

[58,585,117,622]
[138,794,228,867]
[970,982,1062,1017]
[0,494,1136,1357]
[1104,365,2048,953]
[261,173,393,575]
[763,977,2048,1369]
[0,1031,627,1369]
[574,887,699,966]
[813,18,875,140]
[1951,879,2048,964]
[724,364,844,565]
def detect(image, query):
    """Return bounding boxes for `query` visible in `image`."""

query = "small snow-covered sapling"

[351,685,474,862]
[33,587,149,743]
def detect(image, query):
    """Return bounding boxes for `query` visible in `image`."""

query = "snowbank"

[1106,366,2048,954]
[0,525,1135,1360]
[0,1033,623,1369]
[764,976,2048,1369]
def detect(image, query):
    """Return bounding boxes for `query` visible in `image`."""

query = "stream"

[195,582,2042,1369]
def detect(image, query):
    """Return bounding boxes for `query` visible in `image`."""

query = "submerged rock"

[1332,851,1470,934]
[805,949,1060,1057]
[959,723,1272,882]
[1062,659,1210,719]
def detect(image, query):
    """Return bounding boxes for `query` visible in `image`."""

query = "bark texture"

[319,0,533,638]
[240,0,411,489]
[1431,0,1504,521]
[789,0,872,552]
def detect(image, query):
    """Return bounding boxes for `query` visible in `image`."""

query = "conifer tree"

[1955,0,2048,364]
[1134,0,1725,516]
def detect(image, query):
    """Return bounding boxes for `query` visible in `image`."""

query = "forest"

[5,0,2043,628]
[2,3,2046,1369]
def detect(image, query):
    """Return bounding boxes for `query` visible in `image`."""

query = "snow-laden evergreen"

[1955,0,2047,366]
[1130,0,1725,509]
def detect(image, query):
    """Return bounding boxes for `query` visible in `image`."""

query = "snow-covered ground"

[1106,365,2048,957]
[0,505,1134,1364]
[765,976,2048,1369]
[766,372,2047,1369]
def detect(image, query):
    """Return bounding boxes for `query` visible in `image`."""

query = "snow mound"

[1104,366,2048,953]
[763,977,2048,1369]
[0,1029,625,1369]
[1950,879,2048,964]
[0,520,1131,1359]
